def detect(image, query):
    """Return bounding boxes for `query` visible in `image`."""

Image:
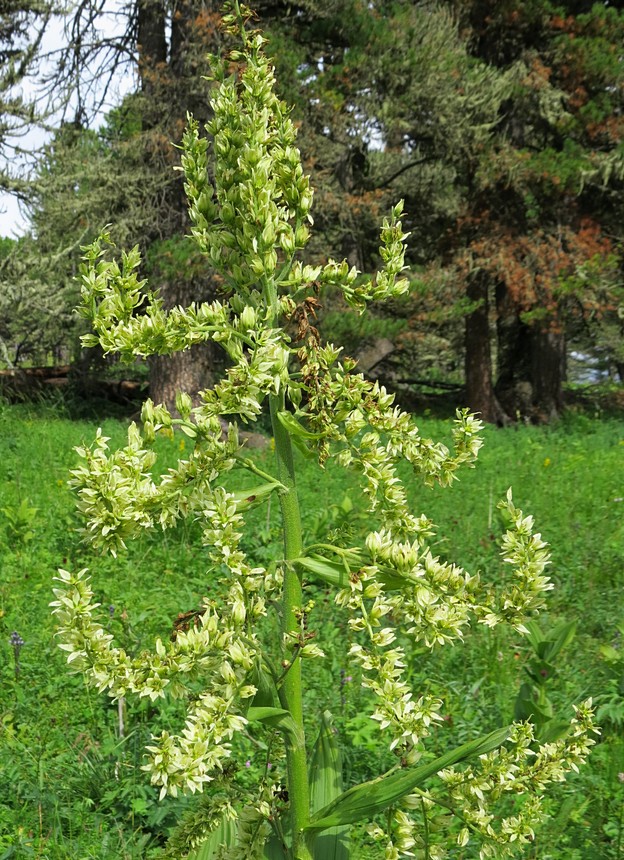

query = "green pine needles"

[51,4,597,859]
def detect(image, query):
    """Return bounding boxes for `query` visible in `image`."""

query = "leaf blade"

[247,706,300,743]
[308,712,350,859]
[305,725,511,832]
[188,812,237,860]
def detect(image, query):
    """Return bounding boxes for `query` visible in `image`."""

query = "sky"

[0,2,135,237]
[1,192,27,238]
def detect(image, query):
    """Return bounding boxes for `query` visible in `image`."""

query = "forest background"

[1,0,623,423]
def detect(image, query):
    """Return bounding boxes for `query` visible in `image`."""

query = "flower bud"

[175,392,193,420]
[240,306,256,331]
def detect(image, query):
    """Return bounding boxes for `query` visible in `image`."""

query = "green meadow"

[1,402,623,859]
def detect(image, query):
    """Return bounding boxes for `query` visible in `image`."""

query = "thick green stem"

[269,390,312,860]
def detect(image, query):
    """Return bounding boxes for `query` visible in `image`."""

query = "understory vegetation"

[0,402,622,859]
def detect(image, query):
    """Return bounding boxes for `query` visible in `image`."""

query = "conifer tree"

[344,0,624,420]
[0,0,57,203]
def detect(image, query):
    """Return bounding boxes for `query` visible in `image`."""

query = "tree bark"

[464,273,505,424]
[137,0,167,97]
[146,269,220,410]
[135,0,221,411]
[149,346,216,410]
[529,326,566,421]
[494,282,532,419]
[335,143,368,271]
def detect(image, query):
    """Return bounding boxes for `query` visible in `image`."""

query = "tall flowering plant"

[51,5,597,858]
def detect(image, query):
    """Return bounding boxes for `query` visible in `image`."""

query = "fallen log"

[0,366,147,406]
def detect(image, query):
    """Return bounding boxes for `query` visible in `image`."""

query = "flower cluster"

[494,489,554,627]
[330,481,556,766]
[364,702,598,860]
[437,702,598,859]
[54,4,596,858]
[317,201,411,311]
[9,630,25,650]
[51,553,261,799]
[182,36,313,298]
[9,630,25,679]
[69,417,238,554]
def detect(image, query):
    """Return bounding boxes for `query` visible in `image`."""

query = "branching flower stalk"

[52,4,597,858]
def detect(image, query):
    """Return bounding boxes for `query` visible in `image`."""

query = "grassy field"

[1,400,623,859]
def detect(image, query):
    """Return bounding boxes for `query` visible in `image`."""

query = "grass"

[0,400,623,858]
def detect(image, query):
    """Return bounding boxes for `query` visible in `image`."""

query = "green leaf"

[289,432,316,460]
[231,482,282,510]
[514,683,553,726]
[549,794,579,841]
[295,554,405,591]
[537,719,572,743]
[295,556,350,588]
[525,657,557,684]
[524,620,545,652]
[308,712,350,859]
[524,619,577,663]
[305,725,511,832]
[599,643,621,663]
[263,832,288,859]
[247,706,300,743]
[250,661,279,710]
[541,620,577,663]
[339,494,353,514]
[276,410,325,440]
[188,813,237,860]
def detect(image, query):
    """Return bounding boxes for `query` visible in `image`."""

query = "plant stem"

[269,390,312,860]
[235,454,286,488]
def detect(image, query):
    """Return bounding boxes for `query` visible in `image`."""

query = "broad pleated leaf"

[305,725,511,832]
[263,831,289,859]
[188,812,237,860]
[308,711,350,859]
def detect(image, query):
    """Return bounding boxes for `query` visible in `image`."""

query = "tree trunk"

[464,273,505,424]
[149,346,216,411]
[494,282,532,420]
[335,143,368,271]
[137,0,167,97]
[147,276,219,411]
[529,327,566,421]
[135,0,220,411]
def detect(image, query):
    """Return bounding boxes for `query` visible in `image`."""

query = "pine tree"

[0,0,58,202]
[343,0,624,421]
